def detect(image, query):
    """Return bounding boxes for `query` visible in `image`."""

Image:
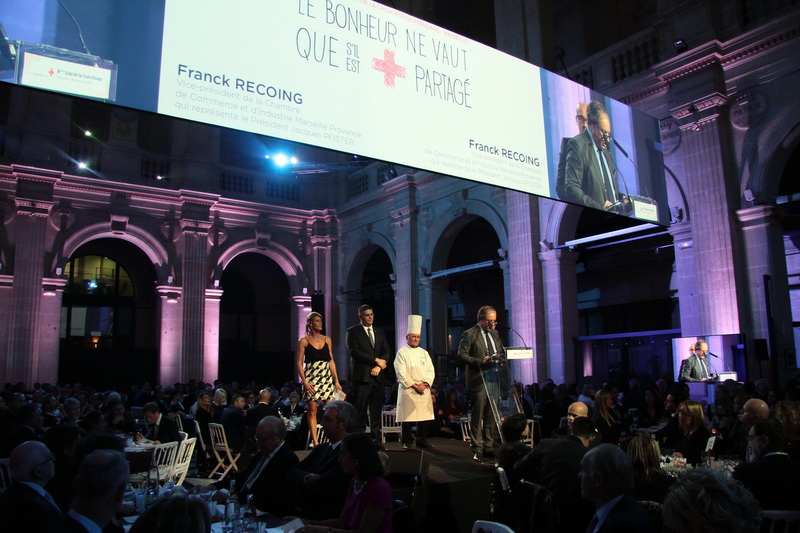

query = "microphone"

[495,322,513,330]
[613,139,629,159]
[707,352,720,359]
[496,323,529,348]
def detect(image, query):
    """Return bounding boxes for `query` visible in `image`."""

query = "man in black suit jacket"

[221,394,248,451]
[139,402,180,444]
[733,418,800,510]
[457,305,506,462]
[0,402,45,457]
[246,389,280,426]
[580,444,653,533]
[50,449,129,533]
[562,100,625,213]
[287,401,355,519]
[231,416,299,516]
[0,440,63,533]
[346,304,391,444]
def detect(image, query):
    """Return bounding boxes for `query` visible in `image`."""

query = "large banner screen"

[1,0,669,225]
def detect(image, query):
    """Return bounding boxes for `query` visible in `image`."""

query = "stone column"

[202,288,223,383]
[737,205,796,382]
[505,191,544,385]
[336,293,362,380]
[668,222,700,334]
[157,286,183,385]
[179,222,210,382]
[5,198,51,387]
[539,248,580,383]
[390,206,418,350]
[38,278,68,384]
[672,96,744,336]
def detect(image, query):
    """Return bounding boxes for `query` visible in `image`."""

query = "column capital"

[736,204,781,228]
[15,198,53,217]
[672,93,727,132]
[538,248,579,264]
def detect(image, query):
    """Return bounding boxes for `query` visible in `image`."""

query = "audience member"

[592,389,626,445]
[106,398,137,434]
[298,432,392,533]
[580,443,654,532]
[280,392,306,419]
[288,400,355,520]
[50,449,129,533]
[220,393,247,451]
[654,387,686,450]
[138,402,180,444]
[0,402,45,457]
[727,397,769,461]
[552,401,589,438]
[662,468,762,533]
[637,386,664,428]
[674,400,711,466]
[733,418,800,510]
[246,389,279,426]
[774,400,800,460]
[129,493,210,533]
[626,434,674,503]
[0,441,63,533]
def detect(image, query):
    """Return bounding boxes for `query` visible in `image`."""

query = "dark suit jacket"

[0,425,42,457]
[679,354,711,382]
[246,403,279,426]
[596,493,654,533]
[220,407,247,451]
[236,442,299,516]
[346,323,391,383]
[563,128,621,211]
[0,481,64,533]
[287,441,352,519]
[147,415,181,443]
[50,515,90,533]
[457,324,505,391]
[733,453,800,510]
[280,403,306,419]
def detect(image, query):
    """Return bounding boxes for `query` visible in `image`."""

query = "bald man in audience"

[552,401,589,437]
[0,441,63,533]
[727,398,770,461]
[51,449,129,533]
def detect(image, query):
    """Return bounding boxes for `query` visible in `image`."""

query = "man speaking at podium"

[680,340,718,382]
[458,305,505,463]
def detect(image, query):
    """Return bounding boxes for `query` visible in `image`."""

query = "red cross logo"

[48,68,54,76]
[372,49,406,88]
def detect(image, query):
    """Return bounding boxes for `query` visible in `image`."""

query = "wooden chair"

[761,510,800,533]
[172,437,197,485]
[305,424,330,449]
[380,410,402,443]
[129,441,179,484]
[194,419,207,454]
[459,415,472,442]
[0,458,11,493]
[208,422,240,479]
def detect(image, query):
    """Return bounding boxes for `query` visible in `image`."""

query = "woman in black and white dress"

[297,311,342,446]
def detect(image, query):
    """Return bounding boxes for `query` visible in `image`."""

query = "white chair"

[459,415,472,442]
[131,406,144,420]
[380,410,402,443]
[472,519,515,533]
[0,458,11,493]
[306,424,330,449]
[193,419,207,454]
[178,430,187,441]
[171,437,197,485]
[129,440,179,484]
[208,422,240,479]
[628,408,639,431]
[761,510,800,533]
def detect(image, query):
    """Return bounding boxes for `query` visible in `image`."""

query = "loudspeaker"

[383,449,429,486]
[311,293,324,314]
[753,338,769,360]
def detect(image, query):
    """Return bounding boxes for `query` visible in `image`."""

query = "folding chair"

[172,437,197,485]
[471,520,515,533]
[131,406,144,420]
[306,424,329,449]
[459,415,472,442]
[0,458,11,493]
[129,440,179,484]
[208,422,240,479]
[380,410,402,443]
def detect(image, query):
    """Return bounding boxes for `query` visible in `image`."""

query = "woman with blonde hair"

[674,399,711,465]
[626,434,674,502]
[592,388,625,444]
[297,311,342,446]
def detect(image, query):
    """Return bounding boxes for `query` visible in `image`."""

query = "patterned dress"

[304,339,335,402]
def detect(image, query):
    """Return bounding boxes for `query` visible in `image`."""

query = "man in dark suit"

[346,304,391,445]
[219,416,299,516]
[457,305,506,462]
[50,449,129,533]
[139,402,180,444]
[246,389,280,426]
[0,440,63,533]
[680,340,717,382]
[220,394,248,451]
[733,418,800,510]
[562,100,625,213]
[516,416,597,532]
[287,400,355,519]
[0,402,45,457]
[580,444,653,532]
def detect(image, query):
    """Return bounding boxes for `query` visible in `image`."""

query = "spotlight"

[77,162,88,169]
[274,154,288,167]
[673,39,688,54]
[87,280,98,289]
[290,156,298,164]
[84,130,92,137]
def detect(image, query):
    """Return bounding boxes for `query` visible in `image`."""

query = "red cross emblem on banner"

[372,49,406,88]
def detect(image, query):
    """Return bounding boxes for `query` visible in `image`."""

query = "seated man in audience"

[0,440,64,533]
[726,398,770,461]
[246,389,279,426]
[221,393,248,451]
[288,400,355,520]
[0,402,45,457]
[580,443,653,532]
[51,449,129,533]
[137,402,180,444]
[280,392,306,419]
[733,417,800,510]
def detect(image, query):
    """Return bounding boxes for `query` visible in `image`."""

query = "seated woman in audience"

[775,400,800,459]
[130,493,210,533]
[637,386,664,428]
[78,410,107,435]
[298,432,392,533]
[193,391,215,454]
[626,434,674,503]
[592,389,626,444]
[106,398,138,434]
[662,468,761,533]
[437,389,463,438]
[674,400,711,466]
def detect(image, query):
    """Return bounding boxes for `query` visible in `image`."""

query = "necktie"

[243,453,268,492]
[598,147,616,203]
[700,357,709,379]
[484,331,495,357]
[368,327,375,348]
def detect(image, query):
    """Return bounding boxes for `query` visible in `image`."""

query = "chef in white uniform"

[394,314,436,449]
